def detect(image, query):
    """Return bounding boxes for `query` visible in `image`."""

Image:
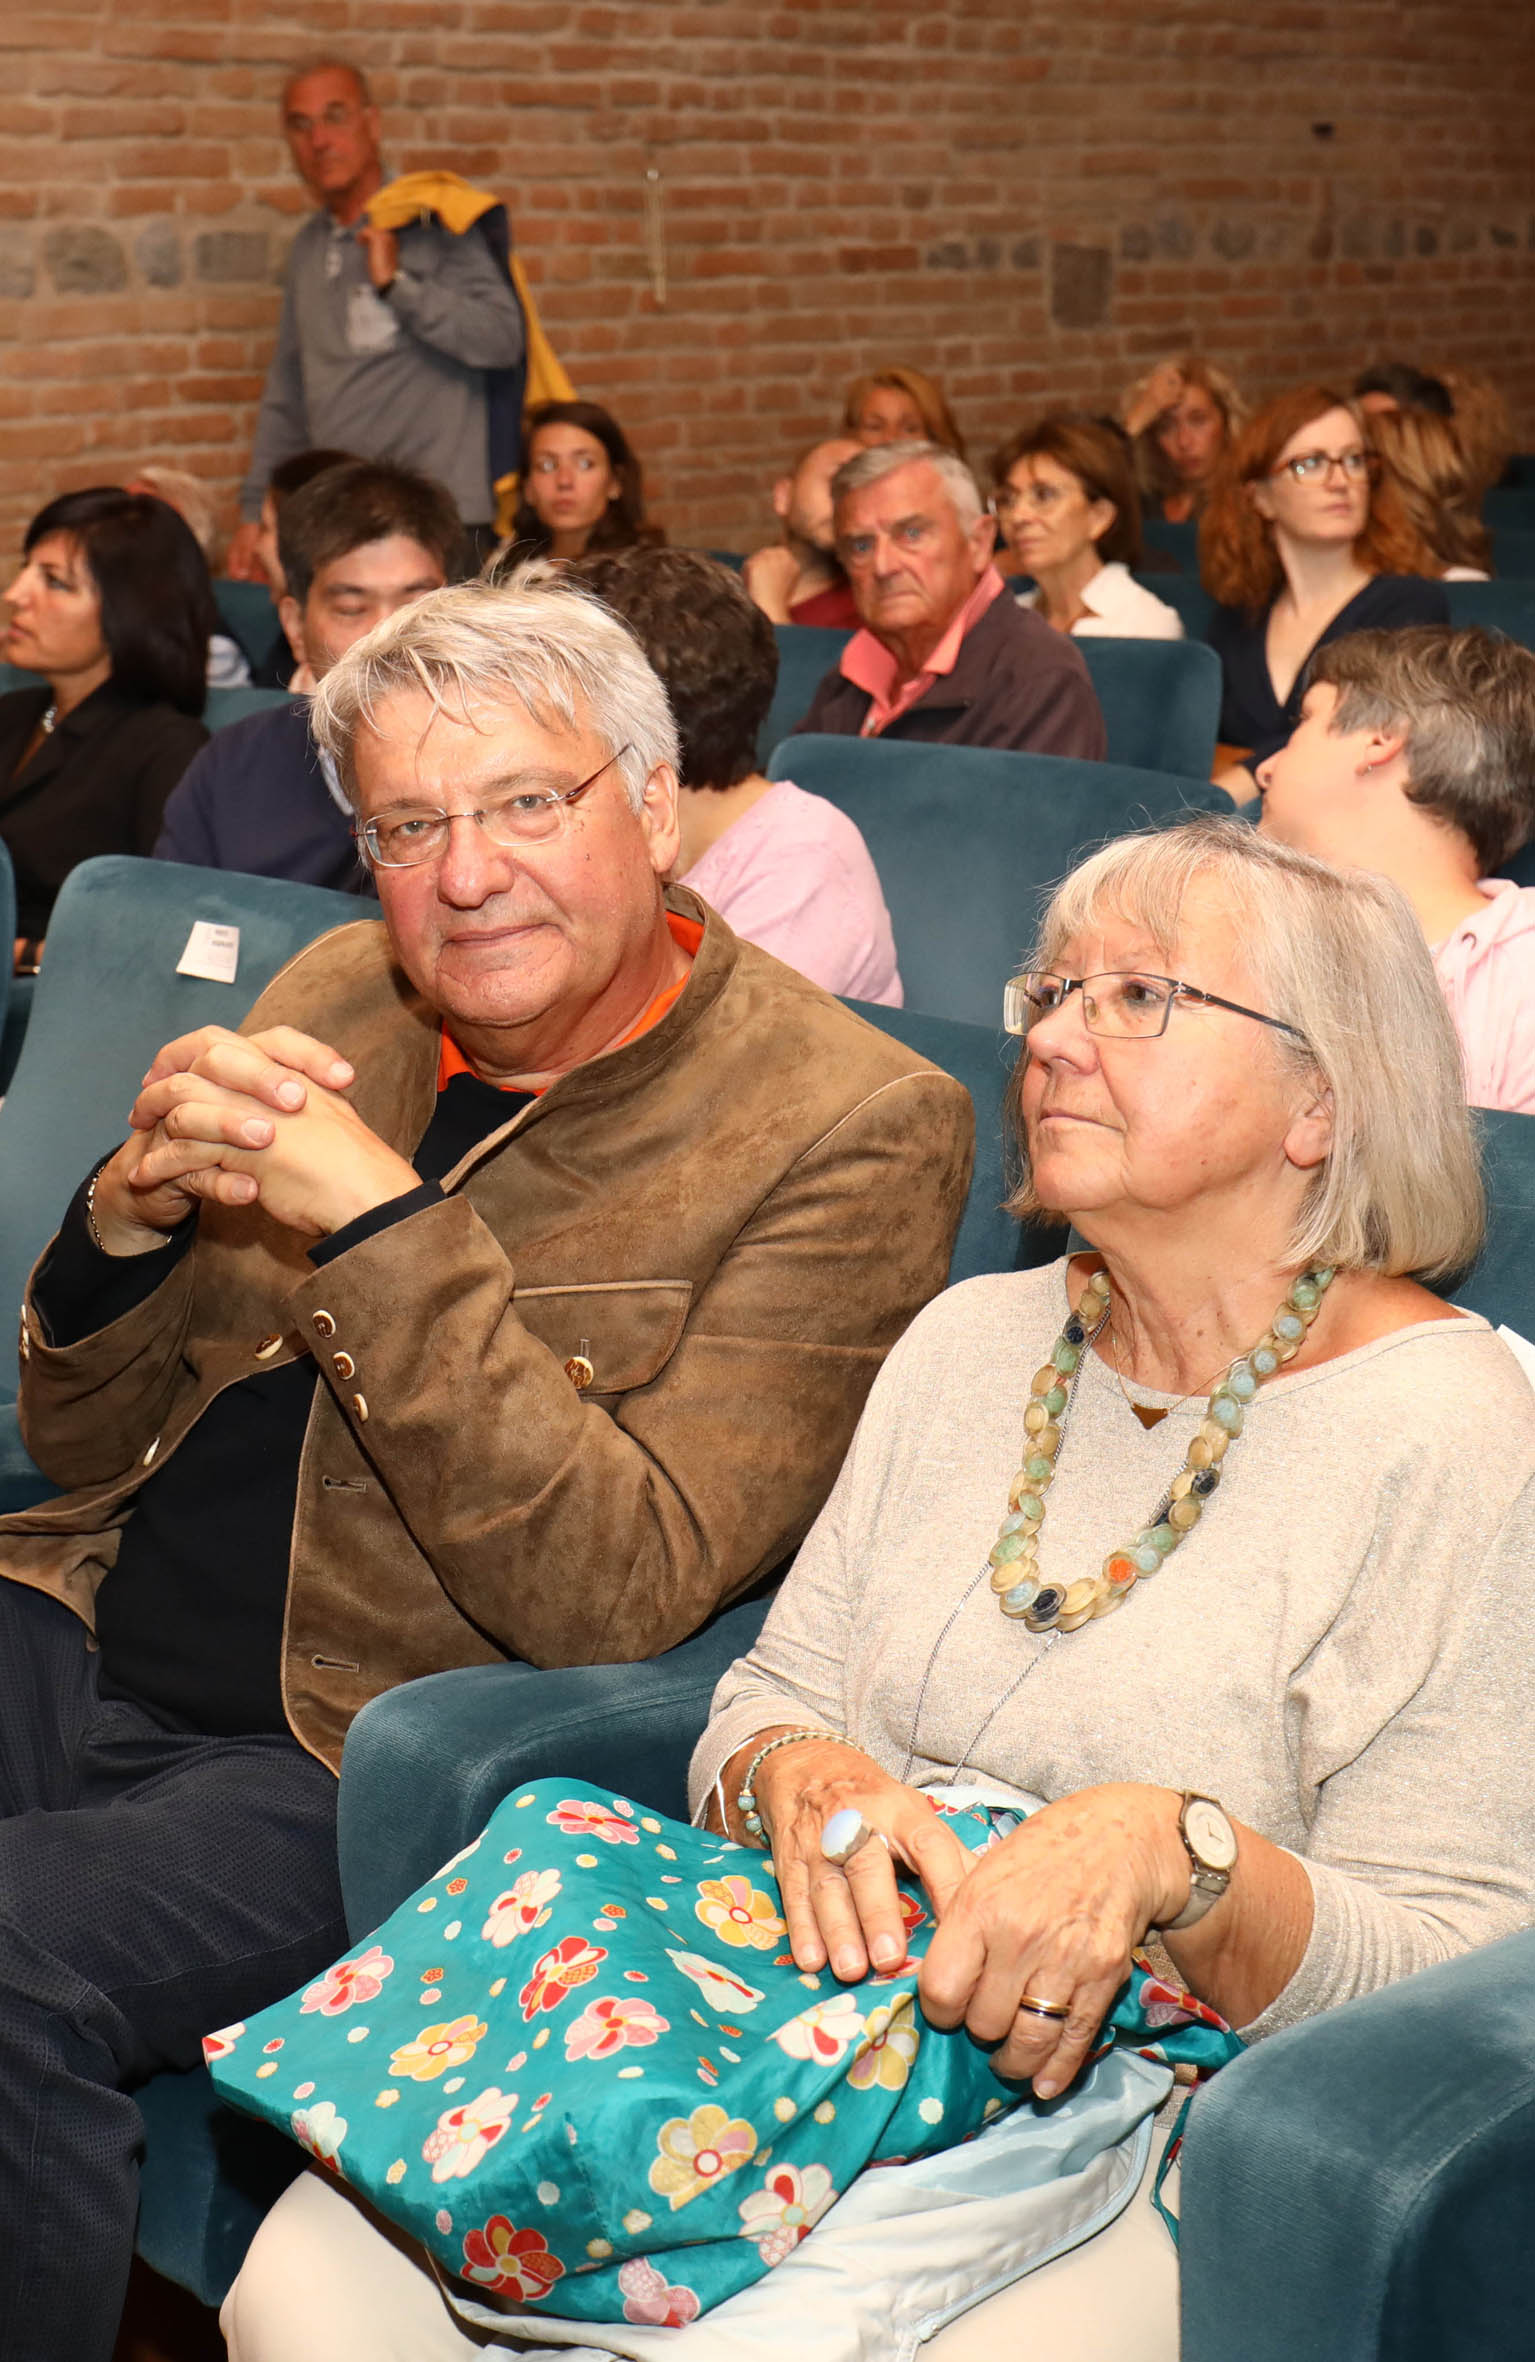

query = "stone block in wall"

[1120,224,1152,261]
[1211,220,1255,261]
[194,230,270,284]
[1154,218,1194,260]
[1050,242,1111,330]
[43,226,128,295]
[136,221,183,289]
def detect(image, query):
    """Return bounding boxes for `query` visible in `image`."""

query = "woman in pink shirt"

[1257,624,1535,1114]
[571,546,902,1006]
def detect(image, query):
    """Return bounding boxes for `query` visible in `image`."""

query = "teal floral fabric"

[207,1782,1240,2328]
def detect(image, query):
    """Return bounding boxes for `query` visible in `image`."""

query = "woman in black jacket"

[1,488,214,968]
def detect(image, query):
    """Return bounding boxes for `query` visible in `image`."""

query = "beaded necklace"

[988,1262,1336,1633]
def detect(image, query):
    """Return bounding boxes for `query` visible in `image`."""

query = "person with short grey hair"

[0,576,973,2361]
[1259,624,1535,1114]
[226,56,526,577]
[794,438,1106,758]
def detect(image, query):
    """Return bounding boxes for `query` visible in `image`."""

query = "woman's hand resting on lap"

[920,1783,1188,2097]
[750,1740,972,1985]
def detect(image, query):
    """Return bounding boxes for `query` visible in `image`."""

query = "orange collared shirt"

[839,564,1007,737]
[436,911,705,1093]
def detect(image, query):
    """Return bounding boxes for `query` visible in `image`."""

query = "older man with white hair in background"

[795,440,1106,757]
[0,580,972,2362]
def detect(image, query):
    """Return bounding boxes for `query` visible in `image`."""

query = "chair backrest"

[1141,517,1200,574]
[1450,1108,1535,1337]
[1442,582,1535,648]
[1489,530,1535,581]
[0,662,42,696]
[1074,636,1222,778]
[1481,486,1535,534]
[766,734,1233,1027]
[702,548,746,573]
[842,999,1060,1284]
[0,856,368,1398]
[205,686,299,731]
[213,579,281,668]
[0,835,12,1056]
[759,625,853,760]
[1133,571,1216,642]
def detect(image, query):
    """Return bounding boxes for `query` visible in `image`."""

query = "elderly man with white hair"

[0,579,972,2362]
[795,439,1106,757]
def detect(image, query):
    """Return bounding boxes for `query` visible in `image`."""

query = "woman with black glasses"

[1200,385,1446,796]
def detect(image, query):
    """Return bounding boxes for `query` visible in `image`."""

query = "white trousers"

[221,2149,1180,2362]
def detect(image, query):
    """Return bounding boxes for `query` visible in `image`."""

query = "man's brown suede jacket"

[3,891,972,1771]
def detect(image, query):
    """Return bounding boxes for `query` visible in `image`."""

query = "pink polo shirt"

[1431,879,1535,1115]
[839,566,1008,738]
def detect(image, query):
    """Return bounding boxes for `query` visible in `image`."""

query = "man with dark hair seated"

[795,441,1106,757]
[0,575,971,2362]
[154,458,462,889]
[571,544,901,1001]
[248,445,357,685]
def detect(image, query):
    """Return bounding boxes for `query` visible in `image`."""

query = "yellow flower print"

[648,2103,758,2211]
[847,1997,920,2093]
[388,2014,489,2083]
[693,1876,786,1953]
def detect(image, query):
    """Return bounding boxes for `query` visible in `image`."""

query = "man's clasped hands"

[92,1024,420,1255]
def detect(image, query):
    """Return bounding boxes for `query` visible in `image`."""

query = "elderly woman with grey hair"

[792,437,1106,758]
[223,817,1535,2362]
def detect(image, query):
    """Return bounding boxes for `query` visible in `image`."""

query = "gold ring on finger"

[1016,1992,1072,2021]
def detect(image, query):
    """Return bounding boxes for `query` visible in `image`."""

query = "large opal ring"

[1016,1992,1072,2022]
[820,1808,878,1867]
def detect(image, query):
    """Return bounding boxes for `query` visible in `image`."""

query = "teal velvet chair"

[212,579,280,671]
[1443,581,1535,645]
[1180,1104,1535,2362]
[0,836,13,1078]
[760,624,852,760]
[1133,570,1216,642]
[204,685,297,731]
[1075,636,1221,778]
[764,734,1232,1027]
[0,857,368,1512]
[1141,517,1200,574]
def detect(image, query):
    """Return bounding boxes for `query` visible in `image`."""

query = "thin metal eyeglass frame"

[355,745,633,869]
[1003,971,1307,1044]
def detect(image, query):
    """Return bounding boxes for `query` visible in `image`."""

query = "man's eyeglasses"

[1003,971,1307,1044]
[356,748,632,869]
[1267,448,1381,487]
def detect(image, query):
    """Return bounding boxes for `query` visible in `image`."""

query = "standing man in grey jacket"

[227,61,525,573]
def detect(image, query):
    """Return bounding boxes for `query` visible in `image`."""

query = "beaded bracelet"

[734,1728,829,1840]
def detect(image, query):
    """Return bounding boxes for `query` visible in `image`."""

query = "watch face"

[1185,1798,1239,1872]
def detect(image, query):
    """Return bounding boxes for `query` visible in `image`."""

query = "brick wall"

[1,0,1533,557]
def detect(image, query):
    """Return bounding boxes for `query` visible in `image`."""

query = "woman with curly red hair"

[1201,385,1446,792]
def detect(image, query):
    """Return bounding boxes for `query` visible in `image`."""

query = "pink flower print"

[737,2161,839,2265]
[421,2086,516,2184]
[518,1935,608,2021]
[481,1869,563,1948]
[618,2257,701,2327]
[300,1944,395,2017]
[546,1797,640,1846]
[770,1989,866,2065]
[200,2021,245,2063]
[563,1994,670,2063]
[694,1874,786,1952]
[460,2217,565,2301]
[664,1949,767,2015]
[1136,1971,1230,2033]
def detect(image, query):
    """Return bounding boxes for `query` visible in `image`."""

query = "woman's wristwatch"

[1156,1791,1238,1932]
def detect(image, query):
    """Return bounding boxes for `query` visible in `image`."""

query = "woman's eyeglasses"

[1267,448,1381,487]
[1004,971,1306,1044]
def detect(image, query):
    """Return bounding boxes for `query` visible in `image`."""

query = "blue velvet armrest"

[1180,1923,1535,2362]
[335,1595,772,1937]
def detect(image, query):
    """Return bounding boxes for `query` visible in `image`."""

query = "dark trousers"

[0,1579,348,2362]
